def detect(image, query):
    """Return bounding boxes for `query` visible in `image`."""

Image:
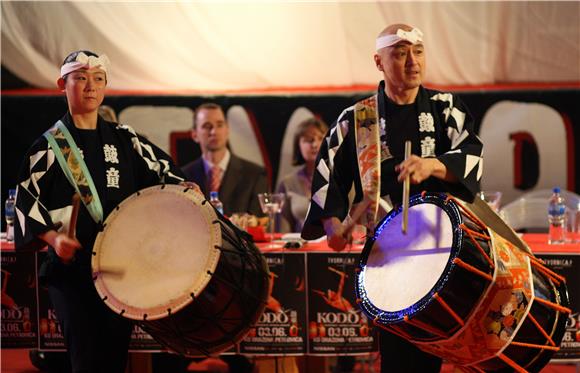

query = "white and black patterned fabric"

[302,82,483,239]
[14,113,184,280]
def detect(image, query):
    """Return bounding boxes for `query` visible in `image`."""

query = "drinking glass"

[567,202,580,243]
[257,193,285,246]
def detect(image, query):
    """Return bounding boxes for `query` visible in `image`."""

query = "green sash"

[43,121,104,224]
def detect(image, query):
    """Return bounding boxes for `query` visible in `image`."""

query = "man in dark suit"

[174,103,267,372]
[182,102,268,216]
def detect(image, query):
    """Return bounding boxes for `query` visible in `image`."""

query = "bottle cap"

[553,187,561,193]
[210,191,218,199]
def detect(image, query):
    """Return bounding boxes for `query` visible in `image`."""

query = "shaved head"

[374,23,425,103]
[378,23,414,39]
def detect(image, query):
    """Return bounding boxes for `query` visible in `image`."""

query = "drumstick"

[402,141,412,234]
[342,195,371,235]
[68,193,81,239]
[93,267,125,278]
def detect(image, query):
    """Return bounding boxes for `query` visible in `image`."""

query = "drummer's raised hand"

[396,156,457,184]
[39,230,81,264]
[180,181,202,195]
[322,217,351,252]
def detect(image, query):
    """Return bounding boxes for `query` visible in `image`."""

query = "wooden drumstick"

[68,193,81,239]
[93,267,125,278]
[402,141,412,234]
[342,195,371,236]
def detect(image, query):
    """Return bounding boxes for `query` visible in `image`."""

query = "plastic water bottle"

[548,187,566,244]
[209,191,224,215]
[4,189,16,242]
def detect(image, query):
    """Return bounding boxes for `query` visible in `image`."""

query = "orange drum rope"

[460,228,490,241]
[525,251,546,265]
[446,195,486,230]
[403,315,449,339]
[505,240,565,285]
[460,224,494,268]
[372,317,412,340]
[498,353,528,373]
[527,313,556,346]
[530,261,562,287]
[531,259,566,284]
[510,341,560,351]
[433,293,465,327]
[453,258,493,282]
[534,297,572,314]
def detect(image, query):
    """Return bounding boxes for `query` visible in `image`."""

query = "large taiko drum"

[92,184,269,356]
[355,192,570,372]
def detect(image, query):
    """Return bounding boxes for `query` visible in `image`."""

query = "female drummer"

[13,50,192,373]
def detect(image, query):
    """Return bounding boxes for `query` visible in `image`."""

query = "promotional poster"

[307,253,377,355]
[240,253,307,355]
[536,254,580,361]
[1,251,37,348]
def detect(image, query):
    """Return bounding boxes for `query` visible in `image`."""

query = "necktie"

[209,166,222,192]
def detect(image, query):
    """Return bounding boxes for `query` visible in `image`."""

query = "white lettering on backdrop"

[117,101,575,205]
[479,101,572,205]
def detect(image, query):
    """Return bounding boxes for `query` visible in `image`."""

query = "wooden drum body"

[92,185,269,356]
[355,192,570,372]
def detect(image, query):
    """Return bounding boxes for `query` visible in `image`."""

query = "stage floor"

[2,349,578,373]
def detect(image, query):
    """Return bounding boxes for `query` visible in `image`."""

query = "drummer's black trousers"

[380,331,442,372]
[48,269,133,373]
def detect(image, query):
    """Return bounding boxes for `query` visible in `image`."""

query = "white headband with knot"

[60,52,110,78]
[375,28,424,50]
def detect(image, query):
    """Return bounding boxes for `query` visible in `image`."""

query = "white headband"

[375,28,424,50]
[60,52,110,78]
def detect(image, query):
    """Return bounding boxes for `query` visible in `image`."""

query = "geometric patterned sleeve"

[431,92,484,201]
[301,107,360,240]
[117,124,185,184]
[14,138,65,251]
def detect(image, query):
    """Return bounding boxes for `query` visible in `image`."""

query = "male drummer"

[302,24,483,372]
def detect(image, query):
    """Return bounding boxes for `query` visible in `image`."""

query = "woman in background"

[276,117,356,373]
[277,117,328,233]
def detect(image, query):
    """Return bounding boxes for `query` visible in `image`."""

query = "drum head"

[92,185,221,320]
[362,196,457,315]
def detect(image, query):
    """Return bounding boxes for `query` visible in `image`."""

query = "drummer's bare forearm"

[398,156,458,184]
[431,159,458,183]
[322,217,342,233]
[39,229,81,259]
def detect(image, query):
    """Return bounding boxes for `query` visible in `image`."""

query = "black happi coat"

[302,82,483,239]
[14,113,184,282]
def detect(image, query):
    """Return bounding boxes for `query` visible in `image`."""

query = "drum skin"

[357,193,493,338]
[355,192,569,372]
[92,185,269,356]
